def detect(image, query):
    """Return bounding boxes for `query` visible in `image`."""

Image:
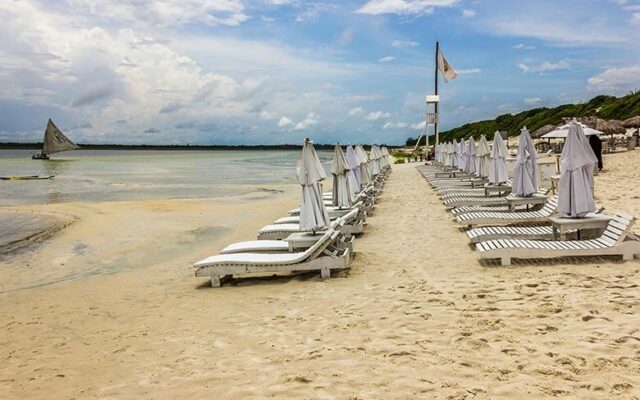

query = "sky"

[1,0,639,146]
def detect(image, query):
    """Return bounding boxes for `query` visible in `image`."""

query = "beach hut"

[489,131,509,185]
[297,138,331,231]
[511,126,538,197]
[558,121,597,218]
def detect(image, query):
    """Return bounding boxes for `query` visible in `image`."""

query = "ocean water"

[0,149,333,206]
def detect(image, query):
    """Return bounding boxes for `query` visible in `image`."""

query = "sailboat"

[32,119,80,160]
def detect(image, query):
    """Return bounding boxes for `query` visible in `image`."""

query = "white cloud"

[260,111,277,120]
[366,111,390,121]
[348,107,364,117]
[457,68,481,75]
[278,116,293,128]
[392,39,419,48]
[518,60,570,73]
[461,9,476,18]
[490,18,629,46]
[69,0,249,27]
[411,120,426,130]
[513,43,535,50]
[632,12,640,23]
[587,65,640,94]
[378,56,396,63]
[524,97,541,105]
[383,122,407,129]
[294,112,319,130]
[261,15,275,22]
[356,0,458,16]
[534,60,570,72]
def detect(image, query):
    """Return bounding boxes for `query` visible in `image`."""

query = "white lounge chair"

[466,225,572,243]
[457,196,559,228]
[477,211,640,266]
[194,227,349,287]
[259,208,364,240]
[222,210,359,254]
[444,189,548,209]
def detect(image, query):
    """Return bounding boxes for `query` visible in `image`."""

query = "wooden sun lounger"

[220,212,358,254]
[444,189,548,209]
[194,228,350,287]
[477,211,640,266]
[259,208,364,240]
[466,225,575,243]
[456,196,559,228]
[452,203,541,216]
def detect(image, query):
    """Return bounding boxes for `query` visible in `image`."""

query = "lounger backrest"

[297,228,340,261]
[339,208,359,226]
[601,212,636,245]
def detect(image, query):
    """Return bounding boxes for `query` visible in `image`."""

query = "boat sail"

[32,119,80,159]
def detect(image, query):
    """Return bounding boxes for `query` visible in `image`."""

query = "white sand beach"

[2,150,640,399]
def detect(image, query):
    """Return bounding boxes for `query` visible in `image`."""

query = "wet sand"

[2,150,640,399]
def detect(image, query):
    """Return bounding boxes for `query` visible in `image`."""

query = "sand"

[2,150,640,399]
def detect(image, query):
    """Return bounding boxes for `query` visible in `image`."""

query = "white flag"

[437,49,457,83]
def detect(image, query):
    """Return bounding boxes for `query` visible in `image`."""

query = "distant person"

[588,134,603,171]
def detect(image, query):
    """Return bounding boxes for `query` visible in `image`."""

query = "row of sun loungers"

[418,164,640,266]
[193,166,391,287]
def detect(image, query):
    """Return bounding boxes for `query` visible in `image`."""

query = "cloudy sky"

[1,0,639,145]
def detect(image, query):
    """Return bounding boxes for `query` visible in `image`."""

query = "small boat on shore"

[0,175,54,180]
[32,119,80,160]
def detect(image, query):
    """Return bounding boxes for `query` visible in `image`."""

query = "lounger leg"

[622,252,634,261]
[501,256,511,266]
[320,266,331,280]
[210,275,221,287]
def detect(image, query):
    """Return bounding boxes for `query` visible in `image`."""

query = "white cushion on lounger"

[220,240,289,254]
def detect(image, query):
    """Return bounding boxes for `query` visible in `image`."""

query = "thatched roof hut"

[531,124,556,138]
[623,115,640,128]
[581,117,626,135]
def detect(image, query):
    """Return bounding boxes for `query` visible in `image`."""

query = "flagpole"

[434,40,439,148]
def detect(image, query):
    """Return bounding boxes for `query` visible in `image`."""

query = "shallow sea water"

[0,149,332,205]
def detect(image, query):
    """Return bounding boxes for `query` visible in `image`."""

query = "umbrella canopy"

[331,143,354,208]
[511,126,538,197]
[542,122,602,138]
[345,145,361,195]
[531,124,556,139]
[489,131,509,185]
[623,115,640,128]
[355,145,371,187]
[297,138,330,231]
[476,135,491,178]
[465,137,477,175]
[558,121,598,218]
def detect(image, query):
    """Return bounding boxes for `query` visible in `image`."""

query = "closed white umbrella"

[542,122,602,139]
[558,121,598,217]
[297,138,330,231]
[465,137,477,175]
[382,147,390,168]
[345,145,361,195]
[331,143,354,207]
[355,145,371,187]
[489,131,509,185]
[511,126,538,196]
[476,135,491,178]
[451,140,458,168]
[370,146,380,176]
[458,140,466,170]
